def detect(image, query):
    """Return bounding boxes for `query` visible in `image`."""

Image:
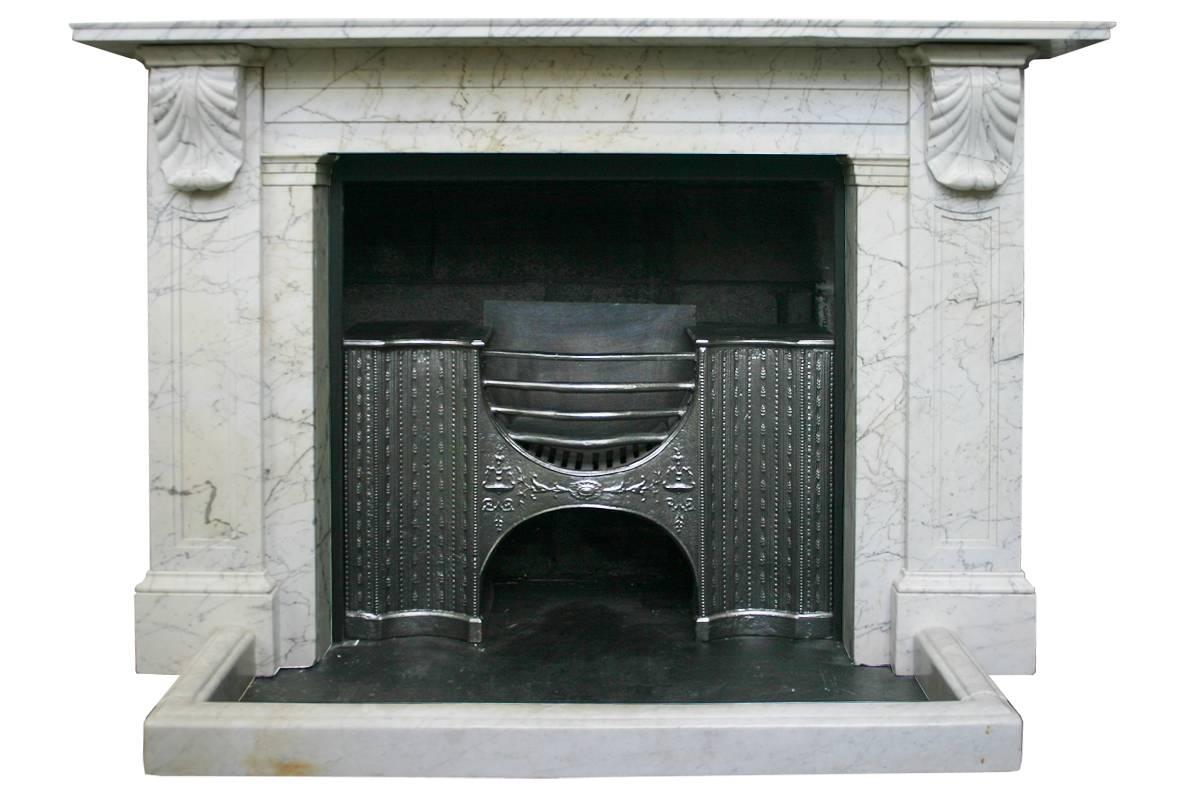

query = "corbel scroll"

[901,45,1037,194]
[925,66,1021,192]
[141,46,269,193]
[148,65,243,192]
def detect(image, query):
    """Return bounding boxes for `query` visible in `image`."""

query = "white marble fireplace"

[72,18,1111,776]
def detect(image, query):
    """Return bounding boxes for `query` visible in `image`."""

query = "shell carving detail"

[149,66,243,192]
[926,66,1022,193]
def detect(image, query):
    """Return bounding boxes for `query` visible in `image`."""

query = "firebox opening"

[330,154,848,650]
[480,508,697,641]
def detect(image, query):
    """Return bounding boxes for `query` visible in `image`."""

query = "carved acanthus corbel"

[139,45,269,193]
[900,45,1037,193]
[148,66,242,192]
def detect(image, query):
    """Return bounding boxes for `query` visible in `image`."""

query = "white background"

[4,0,1197,796]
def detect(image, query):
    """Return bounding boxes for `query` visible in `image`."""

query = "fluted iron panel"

[344,346,479,623]
[699,344,834,617]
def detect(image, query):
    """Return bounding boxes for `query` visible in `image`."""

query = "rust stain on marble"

[245,743,320,776]
[269,760,317,776]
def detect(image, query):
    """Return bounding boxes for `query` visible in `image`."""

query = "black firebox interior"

[337,154,839,329]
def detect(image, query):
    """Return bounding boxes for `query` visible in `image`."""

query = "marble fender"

[143,627,1023,776]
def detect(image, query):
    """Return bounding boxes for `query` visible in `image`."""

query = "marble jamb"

[845,171,910,666]
[138,58,282,675]
[887,51,1035,675]
[261,158,333,669]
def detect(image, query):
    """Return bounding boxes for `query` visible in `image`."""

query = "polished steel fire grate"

[482,301,696,472]
[342,302,836,644]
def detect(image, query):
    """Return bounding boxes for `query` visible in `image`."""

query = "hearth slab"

[244,581,924,704]
[144,627,1021,775]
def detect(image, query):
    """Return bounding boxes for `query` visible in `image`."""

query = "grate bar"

[486,350,696,362]
[490,405,686,421]
[509,432,669,449]
[483,379,695,393]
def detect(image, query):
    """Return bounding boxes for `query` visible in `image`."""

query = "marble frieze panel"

[260,46,911,157]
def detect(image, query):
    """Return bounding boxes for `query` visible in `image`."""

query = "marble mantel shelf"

[73,18,1112,59]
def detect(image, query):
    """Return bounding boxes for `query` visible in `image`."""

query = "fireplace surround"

[71,18,1113,776]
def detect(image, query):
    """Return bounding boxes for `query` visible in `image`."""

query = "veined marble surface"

[64,21,1111,682]
[136,55,279,676]
[260,45,909,158]
[62,16,1126,778]
[844,162,910,666]
[143,627,1022,775]
[260,158,333,669]
[72,18,1112,59]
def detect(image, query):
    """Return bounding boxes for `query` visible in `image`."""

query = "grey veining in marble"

[67,14,1120,777]
[72,18,1112,59]
[68,19,1118,692]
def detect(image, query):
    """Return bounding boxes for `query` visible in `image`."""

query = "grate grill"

[341,317,838,643]
[482,302,697,472]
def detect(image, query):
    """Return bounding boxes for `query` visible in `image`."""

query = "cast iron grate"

[481,301,697,472]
